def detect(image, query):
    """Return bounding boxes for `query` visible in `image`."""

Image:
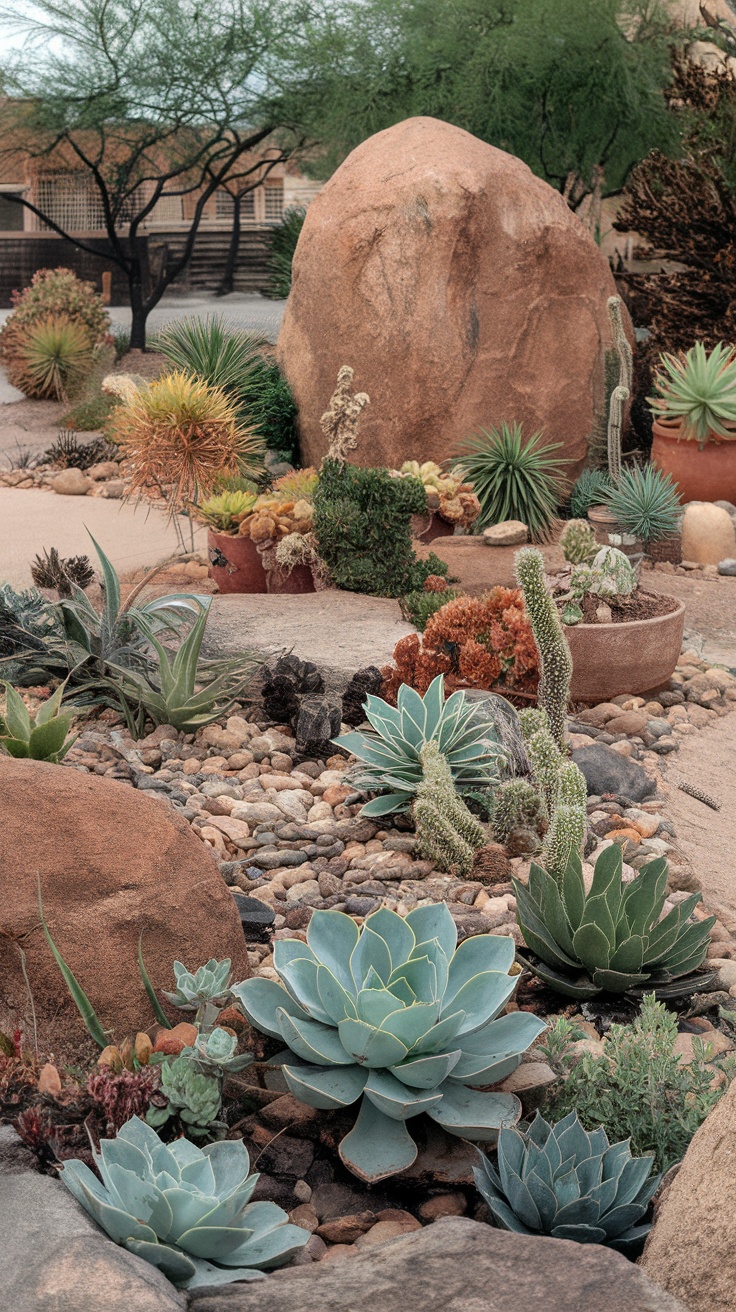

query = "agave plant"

[604,464,682,544]
[60,1116,309,1288]
[233,905,545,1183]
[11,314,95,401]
[649,341,736,445]
[474,1111,659,1250]
[106,601,259,734]
[0,680,76,762]
[196,489,257,533]
[513,845,715,999]
[333,674,506,817]
[454,422,568,541]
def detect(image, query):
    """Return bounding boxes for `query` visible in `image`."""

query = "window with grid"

[264,183,284,222]
[215,188,256,220]
[36,174,106,232]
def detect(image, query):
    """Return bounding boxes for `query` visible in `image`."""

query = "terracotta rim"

[652,416,736,445]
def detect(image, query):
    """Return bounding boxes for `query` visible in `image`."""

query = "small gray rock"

[717,558,736,576]
[572,743,656,801]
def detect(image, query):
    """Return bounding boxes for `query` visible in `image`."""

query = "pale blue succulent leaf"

[338,1094,418,1182]
[125,1239,198,1285]
[388,1048,462,1089]
[337,1018,409,1068]
[428,1082,522,1139]
[378,1001,440,1047]
[409,1009,466,1056]
[231,978,308,1040]
[277,1010,354,1065]
[363,1068,443,1120]
[363,907,416,968]
[444,934,516,1010]
[447,972,517,1036]
[355,986,401,1028]
[316,965,358,1023]
[282,1062,367,1109]
[387,955,437,1003]
[306,910,360,993]
[350,926,393,990]
[405,904,457,959]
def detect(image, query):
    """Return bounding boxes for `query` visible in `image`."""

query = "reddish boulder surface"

[0,759,249,1059]
[278,116,630,479]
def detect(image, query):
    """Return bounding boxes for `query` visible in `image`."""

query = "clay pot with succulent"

[648,341,736,502]
[395,460,481,540]
[199,469,321,595]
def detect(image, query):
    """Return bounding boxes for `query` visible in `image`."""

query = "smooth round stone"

[646,718,672,738]
[250,848,310,869]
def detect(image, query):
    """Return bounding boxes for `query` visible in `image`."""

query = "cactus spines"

[526,725,562,819]
[541,760,588,883]
[414,740,486,875]
[606,296,633,485]
[515,547,572,750]
[518,707,549,744]
[559,519,597,565]
[491,778,546,844]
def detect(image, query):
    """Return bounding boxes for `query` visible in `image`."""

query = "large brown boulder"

[640,1080,736,1312]
[0,759,249,1059]
[278,117,630,478]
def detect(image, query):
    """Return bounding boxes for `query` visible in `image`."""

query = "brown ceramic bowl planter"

[565,599,685,703]
[651,417,736,503]
[207,529,315,595]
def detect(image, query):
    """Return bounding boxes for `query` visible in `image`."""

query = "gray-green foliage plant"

[147,1056,224,1138]
[60,1116,309,1288]
[454,422,567,542]
[568,468,614,518]
[475,1110,659,1250]
[605,464,682,545]
[514,844,715,1000]
[233,904,545,1182]
[413,739,486,874]
[106,600,259,734]
[0,680,77,762]
[515,547,572,749]
[558,545,637,626]
[542,995,734,1171]
[333,673,506,817]
[0,584,80,687]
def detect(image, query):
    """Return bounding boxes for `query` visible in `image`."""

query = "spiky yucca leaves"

[605,464,682,545]
[491,779,546,844]
[541,760,588,883]
[413,741,486,875]
[649,341,736,445]
[559,519,597,565]
[514,844,715,1000]
[569,468,614,519]
[475,1110,659,1250]
[10,314,95,401]
[60,1116,309,1289]
[334,674,506,816]
[111,371,266,514]
[515,548,572,750]
[454,423,567,541]
[157,316,269,396]
[233,905,545,1183]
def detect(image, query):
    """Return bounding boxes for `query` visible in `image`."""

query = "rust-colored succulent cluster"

[382,589,540,701]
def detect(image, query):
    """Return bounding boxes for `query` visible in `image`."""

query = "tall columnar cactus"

[515,547,572,750]
[414,740,486,875]
[525,725,563,819]
[606,296,632,485]
[541,759,589,883]
[490,778,546,845]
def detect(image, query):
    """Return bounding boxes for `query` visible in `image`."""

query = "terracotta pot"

[586,504,642,558]
[411,511,455,543]
[651,417,736,503]
[566,599,685,703]
[207,529,268,594]
[266,563,316,594]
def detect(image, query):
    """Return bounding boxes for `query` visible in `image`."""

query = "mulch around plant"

[566,588,680,625]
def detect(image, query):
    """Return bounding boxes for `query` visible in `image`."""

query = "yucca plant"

[474,1110,659,1250]
[157,316,269,397]
[60,1117,310,1288]
[333,673,506,816]
[10,314,95,401]
[513,844,715,1000]
[605,464,682,544]
[106,600,259,734]
[197,489,258,533]
[266,206,306,299]
[649,341,736,446]
[110,370,266,513]
[454,423,568,541]
[568,468,614,519]
[233,905,545,1182]
[1,680,77,762]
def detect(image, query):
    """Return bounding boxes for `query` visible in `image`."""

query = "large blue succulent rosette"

[233,904,545,1181]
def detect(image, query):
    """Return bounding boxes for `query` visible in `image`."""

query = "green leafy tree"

[304,0,683,204]
[0,0,328,347]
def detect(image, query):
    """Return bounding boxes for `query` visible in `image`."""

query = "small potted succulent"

[198,488,267,594]
[395,460,481,541]
[200,469,320,595]
[648,341,736,502]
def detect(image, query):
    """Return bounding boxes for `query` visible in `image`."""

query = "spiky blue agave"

[233,905,545,1182]
[333,673,506,817]
[475,1110,660,1250]
[60,1116,309,1289]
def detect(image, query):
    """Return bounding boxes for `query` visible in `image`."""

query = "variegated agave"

[333,674,506,816]
[474,1111,659,1250]
[60,1116,309,1288]
[233,905,545,1182]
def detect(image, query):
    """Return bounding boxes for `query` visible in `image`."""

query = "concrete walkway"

[0,488,205,589]
[664,710,736,928]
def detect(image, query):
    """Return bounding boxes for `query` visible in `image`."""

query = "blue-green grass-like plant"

[233,904,545,1183]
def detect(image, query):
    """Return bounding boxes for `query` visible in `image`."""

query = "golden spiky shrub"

[110,370,266,512]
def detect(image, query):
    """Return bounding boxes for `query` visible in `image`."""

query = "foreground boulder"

[641,1081,736,1312]
[189,1216,686,1311]
[572,743,656,801]
[0,759,249,1057]
[278,116,629,477]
